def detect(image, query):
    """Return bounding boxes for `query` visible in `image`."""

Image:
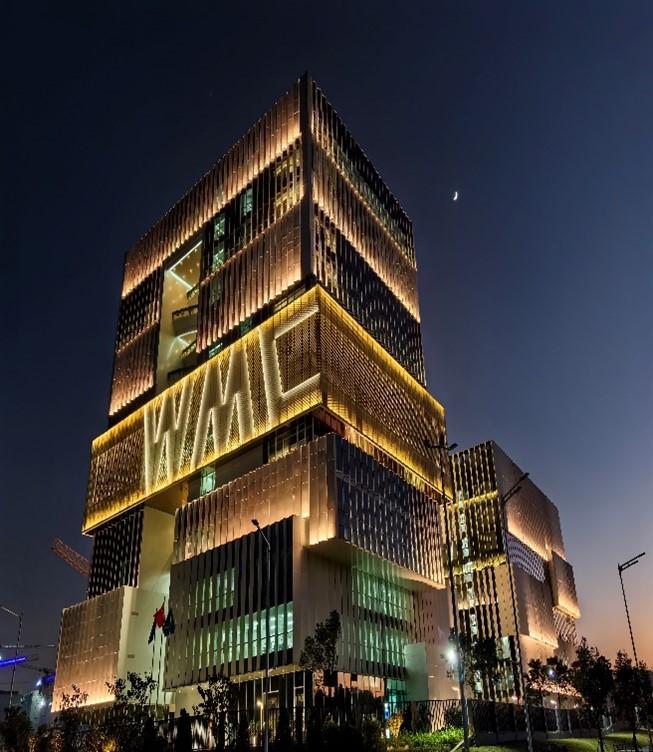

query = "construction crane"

[51,538,90,578]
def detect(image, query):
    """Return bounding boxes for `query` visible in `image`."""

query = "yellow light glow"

[84,286,445,532]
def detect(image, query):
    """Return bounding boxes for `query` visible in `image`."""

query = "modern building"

[449,441,580,701]
[53,74,455,714]
[22,674,55,729]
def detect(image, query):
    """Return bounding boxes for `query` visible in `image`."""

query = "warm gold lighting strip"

[313,148,420,319]
[84,286,445,532]
[85,292,322,531]
[122,84,301,297]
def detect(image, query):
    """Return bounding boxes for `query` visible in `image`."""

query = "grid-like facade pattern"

[88,508,143,598]
[310,82,415,264]
[54,588,125,708]
[311,145,418,320]
[122,86,301,296]
[313,208,425,383]
[549,551,580,619]
[173,437,331,564]
[84,287,444,532]
[174,433,443,585]
[108,84,301,418]
[451,441,580,698]
[166,517,294,687]
[335,438,442,583]
[197,204,302,350]
[57,75,453,709]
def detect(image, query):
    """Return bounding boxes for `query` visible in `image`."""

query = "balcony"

[172,304,198,337]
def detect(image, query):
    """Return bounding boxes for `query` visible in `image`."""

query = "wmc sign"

[84,295,322,531]
[143,301,320,494]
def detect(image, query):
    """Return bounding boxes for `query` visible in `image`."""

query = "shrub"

[361,717,386,752]
[442,706,462,730]
[396,728,464,752]
[323,721,363,752]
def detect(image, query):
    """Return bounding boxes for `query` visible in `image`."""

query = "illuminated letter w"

[143,379,192,493]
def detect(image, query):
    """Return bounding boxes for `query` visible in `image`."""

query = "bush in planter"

[396,727,464,752]
[361,717,386,752]
[323,720,363,752]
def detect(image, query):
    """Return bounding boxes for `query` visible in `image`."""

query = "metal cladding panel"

[109,324,159,417]
[88,507,143,598]
[549,550,580,619]
[313,206,425,384]
[53,587,125,710]
[53,587,166,711]
[173,438,332,564]
[173,433,443,585]
[334,436,443,584]
[167,435,444,686]
[83,288,444,532]
[121,84,301,297]
[312,146,419,320]
[166,517,295,687]
[512,565,558,648]
[310,81,415,265]
[197,204,303,350]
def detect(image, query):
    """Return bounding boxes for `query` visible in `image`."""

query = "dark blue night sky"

[2,0,652,691]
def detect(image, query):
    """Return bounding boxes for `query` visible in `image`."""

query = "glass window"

[241,186,253,217]
[209,277,222,305]
[211,241,225,272]
[214,213,226,238]
[199,466,216,496]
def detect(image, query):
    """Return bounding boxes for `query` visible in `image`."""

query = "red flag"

[154,603,165,628]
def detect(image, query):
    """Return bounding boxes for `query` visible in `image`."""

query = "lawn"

[471,731,651,752]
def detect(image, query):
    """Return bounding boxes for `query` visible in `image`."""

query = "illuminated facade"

[54,74,453,713]
[449,441,580,700]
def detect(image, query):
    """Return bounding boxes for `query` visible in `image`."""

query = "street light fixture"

[617,552,645,665]
[252,520,271,752]
[617,552,651,751]
[0,605,23,707]
[497,473,534,752]
[424,439,470,752]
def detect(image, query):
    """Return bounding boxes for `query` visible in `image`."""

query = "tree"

[612,652,652,751]
[234,713,252,752]
[526,657,572,708]
[274,707,293,752]
[193,673,236,751]
[174,708,193,752]
[525,659,548,707]
[299,610,341,696]
[451,631,500,699]
[57,683,89,752]
[570,639,613,752]
[546,657,572,709]
[361,717,385,752]
[103,672,158,752]
[32,725,56,752]
[0,707,31,752]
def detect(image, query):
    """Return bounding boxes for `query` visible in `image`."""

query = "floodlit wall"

[85,288,445,532]
[53,587,166,711]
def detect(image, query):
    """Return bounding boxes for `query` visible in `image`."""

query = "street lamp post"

[252,520,271,752]
[0,605,23,707]
[617,552,650,751]
[617,552,645,665]
[424,439,470,752]
[497,474,534,752]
